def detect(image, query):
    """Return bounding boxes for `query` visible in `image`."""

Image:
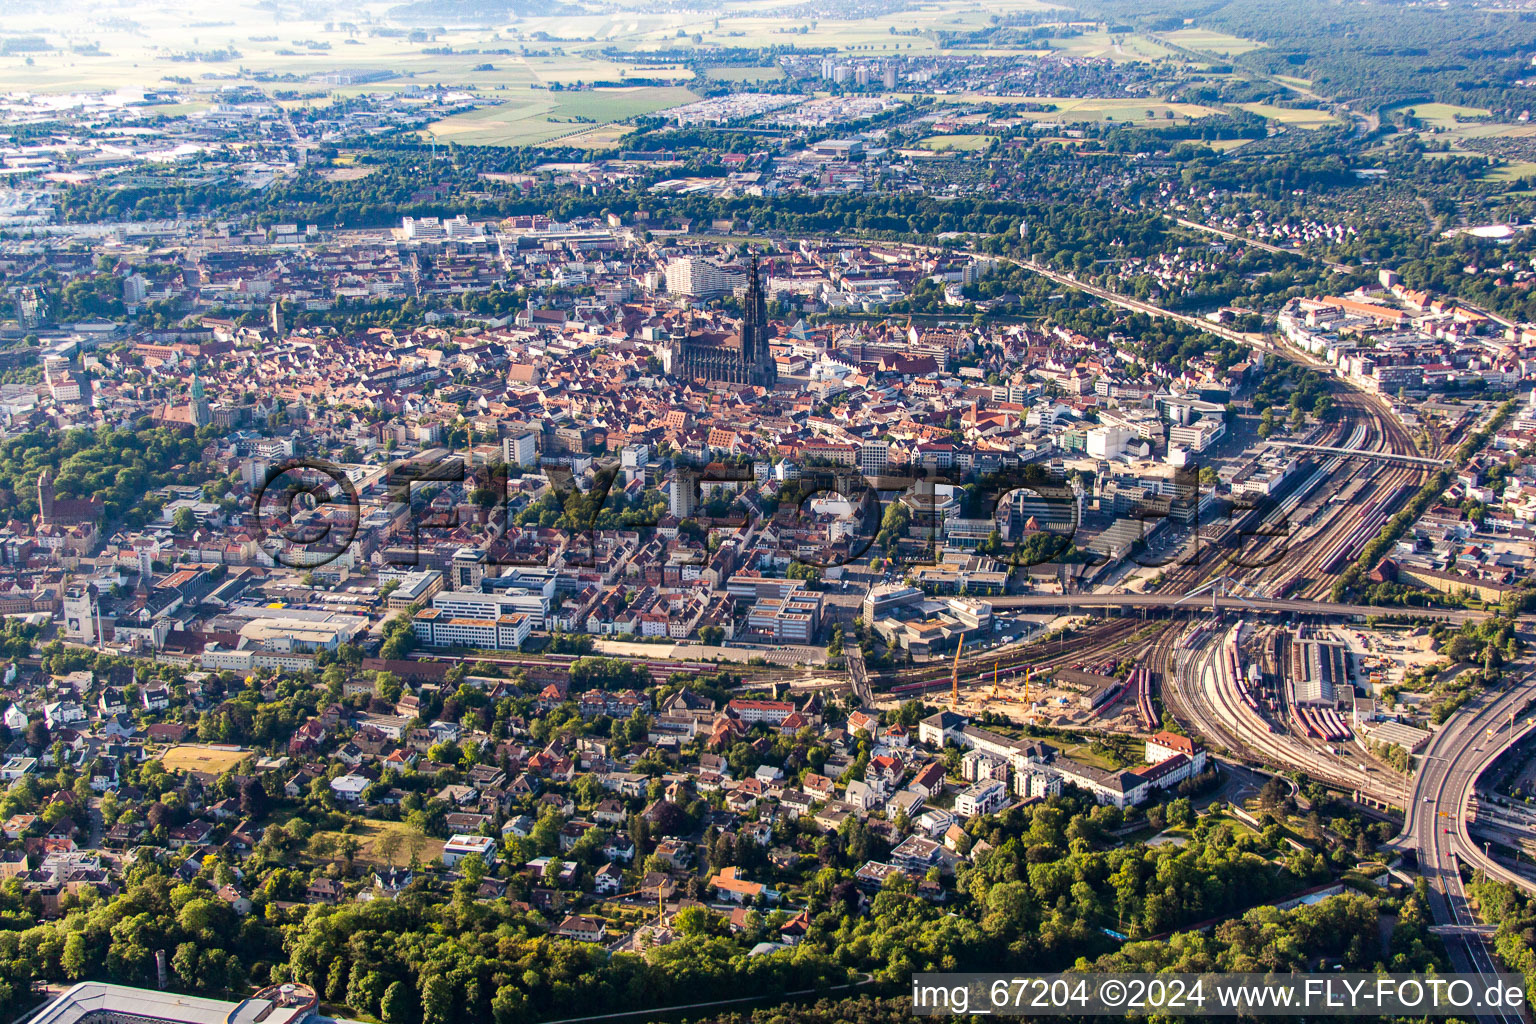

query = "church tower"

[37,469,54,526]
[742,253,776,388]
[190,371,212,429]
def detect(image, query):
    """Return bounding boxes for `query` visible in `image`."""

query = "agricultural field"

[160,745,250,773]
[425,86,698,146]
[1447,122,1536,141]
[1239,103,1340,129]
[1047,31,1176,61]
[594,0,1056,55]
[1162,28,1267,56]
[0,0,694,95]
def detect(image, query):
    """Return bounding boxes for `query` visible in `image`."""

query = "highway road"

[1404,676,1536,1024]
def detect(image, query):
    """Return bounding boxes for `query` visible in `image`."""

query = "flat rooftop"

[29,983,317,1024]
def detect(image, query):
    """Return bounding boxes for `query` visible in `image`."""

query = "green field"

[917,133,997,151]
[1239,102,1340,129]
[426,86,698,146]
[1163,28,1267,56]
[1389,102,1492,129]
[1483,161,1536,183]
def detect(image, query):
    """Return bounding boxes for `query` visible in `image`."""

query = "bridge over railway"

[1264,440,1451,467]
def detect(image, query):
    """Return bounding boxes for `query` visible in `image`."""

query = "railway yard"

[856,373,1536,1014]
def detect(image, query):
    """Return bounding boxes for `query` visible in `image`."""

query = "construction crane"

[990,660,1000,702]
[951,635,964,707]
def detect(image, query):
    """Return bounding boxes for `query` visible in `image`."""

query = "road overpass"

[989,592,1499,623]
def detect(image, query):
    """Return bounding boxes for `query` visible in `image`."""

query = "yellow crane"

[949,637,964,706]
[991,660,1001,702]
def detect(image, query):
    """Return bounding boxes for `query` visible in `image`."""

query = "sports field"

[160,745,250,773]
[917,134,997,151]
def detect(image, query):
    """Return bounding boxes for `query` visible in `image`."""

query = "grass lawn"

[425,85,697,146]
[314,819,445,868]
[161,745,250,773]
[1163,28,1267,56]
[1063,743,1122,771]
[917,133,996,151]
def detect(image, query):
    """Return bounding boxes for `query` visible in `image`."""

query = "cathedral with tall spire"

[672,253,777,389]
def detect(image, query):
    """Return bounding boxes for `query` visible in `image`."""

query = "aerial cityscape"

[2,0,1536,1021]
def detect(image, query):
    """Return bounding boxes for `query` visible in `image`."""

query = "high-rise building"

[666,255,739,297]
[883,65,897,89]
[670,475,698,518]
[503,431,538,467]
[858,440,890,476]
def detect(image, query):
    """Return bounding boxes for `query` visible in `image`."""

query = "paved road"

[1171,216,1352,273]
[1390,674,1536,1024]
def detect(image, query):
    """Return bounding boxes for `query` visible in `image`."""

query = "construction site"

[875,620,1165,734]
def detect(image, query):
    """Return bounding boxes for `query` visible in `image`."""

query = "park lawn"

[1163,28,1267,56]
[425,86,697,146]
[917,133,996,151]
[160,745,251,773]
[1239,103,1340,129]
